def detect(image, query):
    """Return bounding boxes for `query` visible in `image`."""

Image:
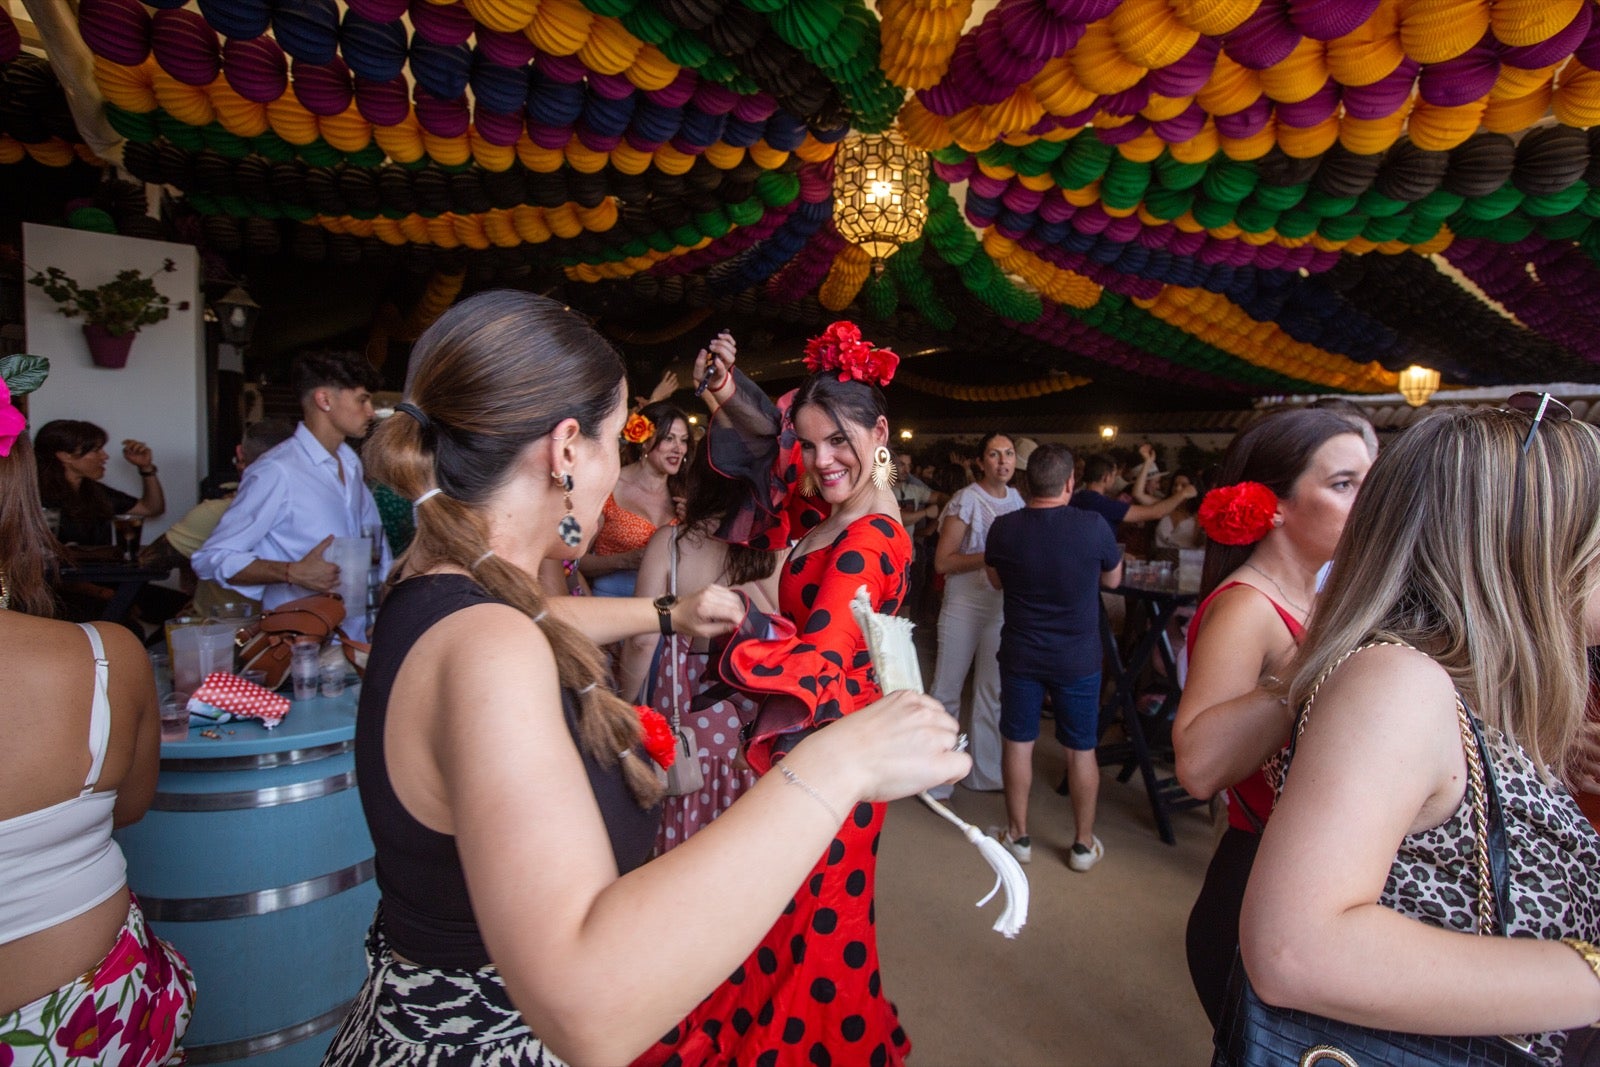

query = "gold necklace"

[1242,562,1310,617]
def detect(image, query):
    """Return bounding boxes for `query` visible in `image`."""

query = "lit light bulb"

[230,307,247,329]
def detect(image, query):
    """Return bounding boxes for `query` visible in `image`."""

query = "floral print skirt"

[0,893,195,1067]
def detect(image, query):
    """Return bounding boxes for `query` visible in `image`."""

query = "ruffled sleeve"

[706,368,829,552]
[717,516,912,773]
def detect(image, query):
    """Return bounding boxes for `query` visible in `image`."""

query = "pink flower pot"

[82,323,135,368]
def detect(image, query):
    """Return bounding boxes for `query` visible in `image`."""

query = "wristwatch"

[653,594,677,636]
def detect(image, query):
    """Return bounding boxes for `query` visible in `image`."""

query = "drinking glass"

[320,663,347,698]
[112,513,144,562]
[291,640,321,701]
[160,692,191,742]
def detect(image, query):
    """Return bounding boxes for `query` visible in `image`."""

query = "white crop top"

[0,624,127,944]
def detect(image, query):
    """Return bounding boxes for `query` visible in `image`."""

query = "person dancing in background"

[579,399,689,598]
[927,432,1023,797]
[1170,408,1371,1026]
[636,321,936,1067]
[321,294,964,1067]
[0,366,194,1066]
[1237,401,1600,1065]
[619,436,780,854]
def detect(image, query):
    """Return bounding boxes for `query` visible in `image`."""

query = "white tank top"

[0,624,127,944]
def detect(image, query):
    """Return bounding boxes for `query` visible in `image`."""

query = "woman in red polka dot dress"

[635,324,929,1067]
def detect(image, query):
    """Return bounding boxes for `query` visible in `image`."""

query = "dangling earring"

[0,571,9,611]
[798,468,819,497]
[554,470,583,547]
[870,446,896,492]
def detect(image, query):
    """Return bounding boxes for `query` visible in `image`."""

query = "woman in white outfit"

[929,432,1023,794]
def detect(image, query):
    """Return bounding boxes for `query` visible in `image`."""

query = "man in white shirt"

[193,351,391,640]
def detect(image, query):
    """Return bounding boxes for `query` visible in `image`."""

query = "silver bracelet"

[779,763,845,826]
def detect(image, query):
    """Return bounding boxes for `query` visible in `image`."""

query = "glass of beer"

[112,514,144,562]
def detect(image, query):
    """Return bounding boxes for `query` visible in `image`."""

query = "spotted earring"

[798,468,819,497]
[870,446,896,492]
[554,471,582,547]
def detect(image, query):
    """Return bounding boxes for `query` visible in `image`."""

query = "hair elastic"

[414,488,443,506]
[395,401,432,433]
[579,682,598,694]
[471,550,496,569]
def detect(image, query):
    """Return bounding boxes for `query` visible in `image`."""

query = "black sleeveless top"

[356,573,659,969]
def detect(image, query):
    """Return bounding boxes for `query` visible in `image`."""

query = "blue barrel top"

[116,686,377,1067]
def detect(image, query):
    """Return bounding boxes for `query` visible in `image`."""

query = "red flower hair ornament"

[634,706,676,769]
[1197,482,1280,546]
[803,321,899,387]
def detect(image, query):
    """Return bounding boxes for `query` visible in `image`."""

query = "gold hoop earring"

[870,446,896,492]
[554,470,582,547]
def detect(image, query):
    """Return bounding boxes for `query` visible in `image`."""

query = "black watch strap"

[655,596,675,636]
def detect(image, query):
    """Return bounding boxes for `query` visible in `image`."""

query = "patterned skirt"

[0,892,194,1067]
[321,913,565,1067]
[653,642,759,855]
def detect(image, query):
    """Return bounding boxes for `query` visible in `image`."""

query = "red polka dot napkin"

[188,671,291,729]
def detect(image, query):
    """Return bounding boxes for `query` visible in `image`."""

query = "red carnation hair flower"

[803,320,899,387]
[635,706,676,769]
[1197,481,1279,546]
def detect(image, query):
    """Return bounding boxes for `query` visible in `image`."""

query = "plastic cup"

[160,692,190,742]
[291,640,321,701]
[241,668,269,689]
[319,663,346,698]
[148,650,172,697]
[165,614,204,663]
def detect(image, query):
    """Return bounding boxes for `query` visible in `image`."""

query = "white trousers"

[930,573,1005,790]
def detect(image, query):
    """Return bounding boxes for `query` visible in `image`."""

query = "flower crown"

[0,354,48,459]
[622,412,655,445]
[803,321,899,388]
[1197,481,1279,546]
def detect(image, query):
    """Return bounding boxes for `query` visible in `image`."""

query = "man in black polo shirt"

[985,444,1123,871]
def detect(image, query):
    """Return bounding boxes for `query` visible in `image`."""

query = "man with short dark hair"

[985,443,1123,871]
[1072,447,1196,528]
[193,352,390,639]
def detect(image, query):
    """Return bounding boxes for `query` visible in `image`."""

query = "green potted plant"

[28,258,189,368]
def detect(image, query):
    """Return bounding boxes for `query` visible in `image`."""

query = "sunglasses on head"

[1503,392,1573,454]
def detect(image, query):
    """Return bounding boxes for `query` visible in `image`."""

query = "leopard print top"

[1278,713,1600,1064]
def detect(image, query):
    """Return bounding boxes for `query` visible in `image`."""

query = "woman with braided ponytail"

[322,292,965,1067]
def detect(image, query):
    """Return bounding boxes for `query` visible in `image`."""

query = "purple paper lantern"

[1043,0,1118,20]
[1225,0,1302,71]
[291,56,354,115]
[1276,78,1340,125]
[151,8,220,85]
[473,106,524,146]
[1417,40,1500,108]
[413,86,470,138]
[78,0,152,66]
[222,33,288,103]
[346,0,408,22]
[1340,57,1417,119]
[998,0,1086,63]
[1147,35,1220,97]
[475,26,539,67]
[354,74,410,126]
[409,0,474,45]
[646,67,699,109]
[1287,0,1380,41]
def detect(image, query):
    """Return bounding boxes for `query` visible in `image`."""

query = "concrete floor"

[873,741,1218,1066]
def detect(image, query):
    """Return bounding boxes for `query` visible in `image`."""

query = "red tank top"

[1186,580,1306,834]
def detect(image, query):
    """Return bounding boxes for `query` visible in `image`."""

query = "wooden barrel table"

[114,688,377,1066]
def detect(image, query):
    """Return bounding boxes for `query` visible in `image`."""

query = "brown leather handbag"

[235,593,369,689]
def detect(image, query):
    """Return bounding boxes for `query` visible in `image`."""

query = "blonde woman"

[1236,400,1600,1065]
